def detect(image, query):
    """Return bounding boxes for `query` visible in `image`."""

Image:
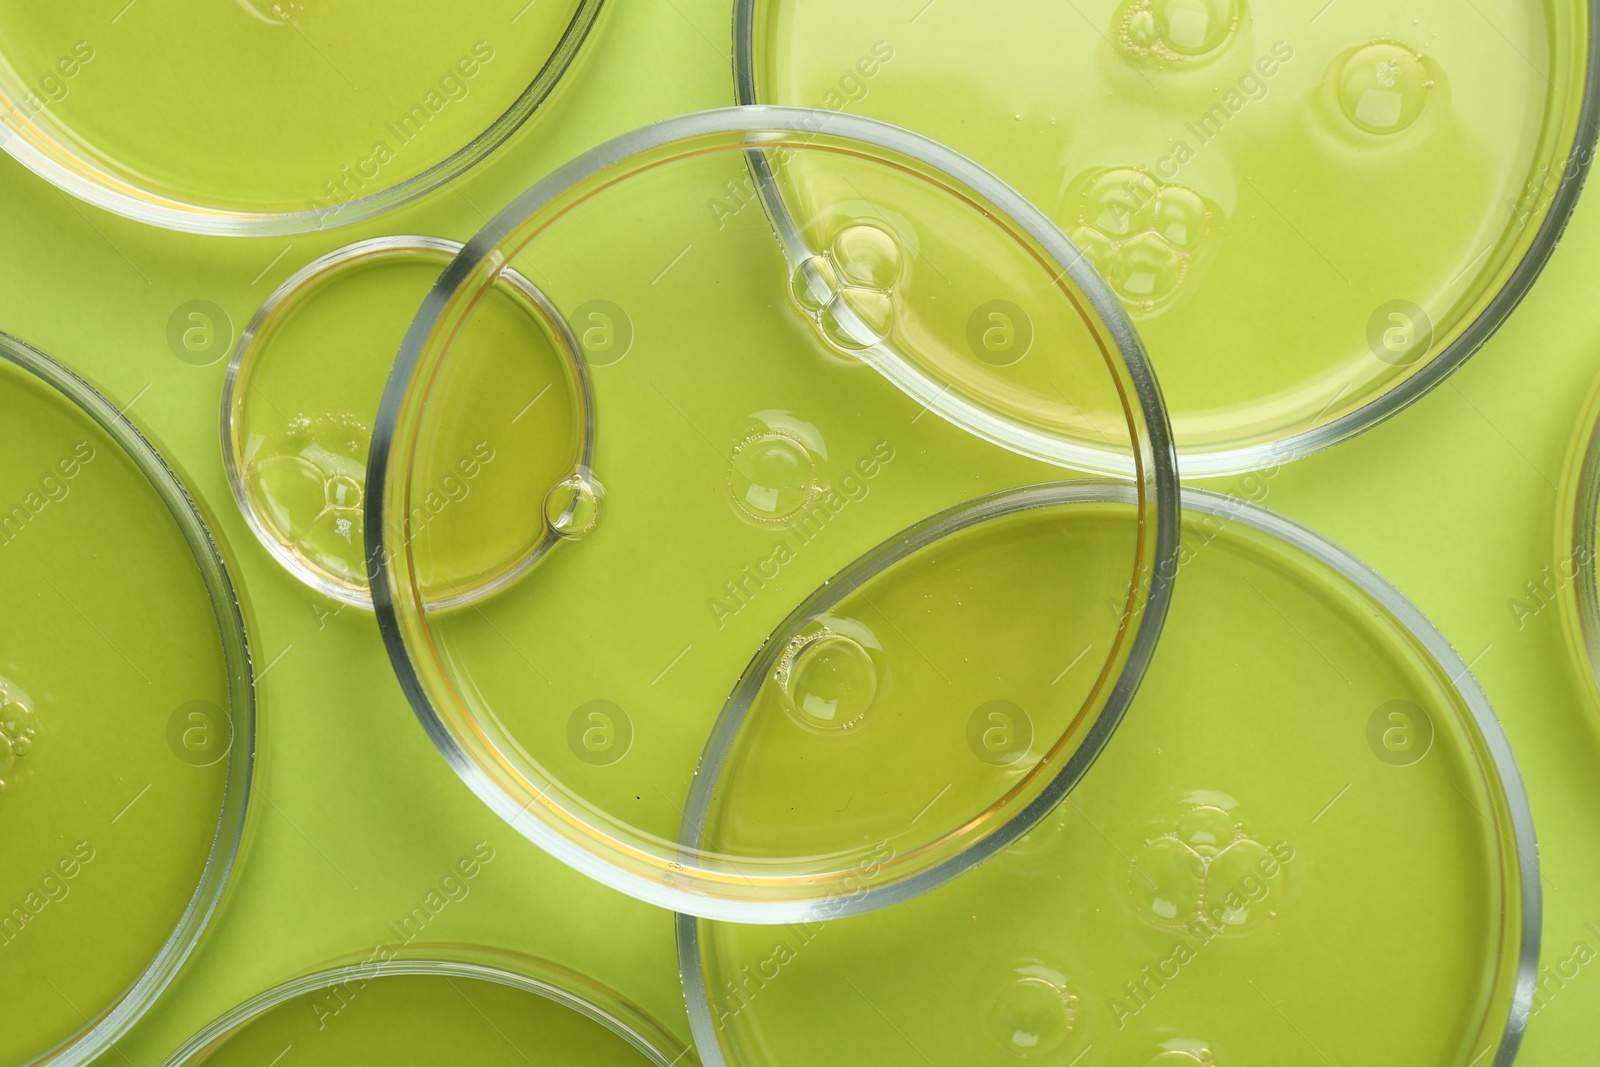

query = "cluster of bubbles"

[1127,801,1281,934]
[1116,0,1238,61]
[789,222,905,353]
[1070,168,1218,318]
[0,675,38,789]
[246,410,369,584]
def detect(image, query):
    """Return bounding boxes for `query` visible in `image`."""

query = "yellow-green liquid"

[696,507,1519,1065]
[749,0,1588,457]
[185,972,660,1066]
[0,360,233,1064]
[0,0,585,213]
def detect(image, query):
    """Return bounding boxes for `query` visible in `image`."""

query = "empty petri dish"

[1557,368,1600,706]
[736,0,1598,474]
[684,486,1538,1067]
[158,946,695,1066]
[223,236,592,607]
[0,334,253,1067]
[366,107,1179,919]
[0,2,603,234]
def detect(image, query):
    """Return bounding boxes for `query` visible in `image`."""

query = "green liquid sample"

[181,971,664,1066]
[377,127,1171,903]
[694,503,1522,1064]
[229,240,584,603]
[747,0,1589,460]
[0,0,586,215]
[0,356,236,1064]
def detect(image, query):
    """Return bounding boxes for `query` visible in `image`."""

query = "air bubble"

[1335,42,1432,135]
[1153,0,1236,56]
[1129,836,1206,923]
[544,471,604,539]
[728,431,818,523]
[831,223,904,290]
[1083,169,1157,238]
[776,630,877,731]
[1175,804,1235,855]
[789,224,904,355]
[0,679,38,792]
[820,288,894,351]
[1153,187,1211,251]
[985,972,1077,1056]
[1208,838,1273,929]
[1115,233,1185,304]
[245,411,372,581]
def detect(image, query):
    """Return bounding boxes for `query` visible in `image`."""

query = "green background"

[0,0,1596,1062]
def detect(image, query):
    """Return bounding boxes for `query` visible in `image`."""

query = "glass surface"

[0,334,253,1067]
[223,236,591,607]
[0,0,603,234]
[1557,367,1600,708]
[367,108,1178,920]
[685,487,1537,1067]
[737,0,1597,473]
[160,949,694,1066]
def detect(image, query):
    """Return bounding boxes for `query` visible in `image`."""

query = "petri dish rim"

[220,234,595,610]
[0,0,606,237]
[732,0,1600,478]
[155,947,695,1066]
[364,105,1180,922]
[1556,369,1600,706]
[678,484,1542,1067]
[0,331,255,1067]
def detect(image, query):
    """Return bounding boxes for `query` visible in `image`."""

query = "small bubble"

[728,431,818,523]
[1152,0,1236,55]
[544,470,604,540]
[985,972,1078,1056]
[1114,232,1185,304]
[819,287,894,352]
[830,223,904,290]
[1153,186,1211,251]
[1174,804,1235,855]
[1129,836,1206,924]
[1207,838,1274,929]
[776,630,877,732]
[1334,42,1432,134]
[790,255,842,314]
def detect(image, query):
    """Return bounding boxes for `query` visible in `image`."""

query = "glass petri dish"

[683,485,1538,1067]
[0,1,604,235]
[223,236,592,607]
[1557,368,1600,706]
[0,334,253,1067]
[736,0,1599,475]
[367,107,1179,920]
[158,946,695,1066]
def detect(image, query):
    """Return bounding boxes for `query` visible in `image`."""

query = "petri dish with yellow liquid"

[366,108,1179,919]
[0,0,604,234]
[683,486,1538,1067]
[0,334,253,1067]
[222,236,593,608]
[1556,368,1600,708]
[736,0,1599,474]
[158,946,695,1066]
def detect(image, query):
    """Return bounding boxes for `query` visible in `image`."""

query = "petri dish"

[0,1,604,235]
[736,0,1599,475]
[683,486,1538,1067]
[223,236,592,607]
[1557,367,1600,706]
[157,946,696,1066]
[0,334,253,1067]
[366,107,1179,920]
